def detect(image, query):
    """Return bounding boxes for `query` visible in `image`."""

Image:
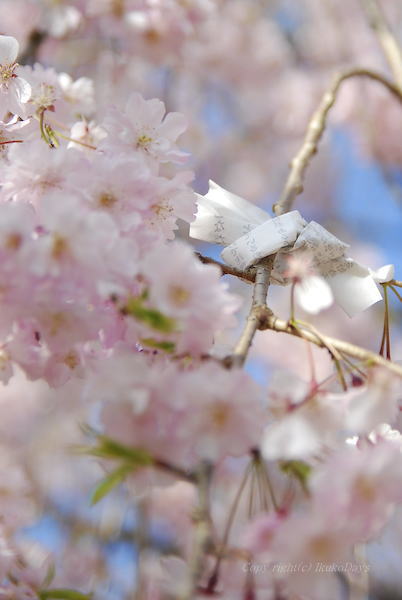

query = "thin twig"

[361,0,402,89]
[254,449,278,512]
[339,353,368,380]
[180,461,213,600]
[206,461,252,594]
[273,68,402,216]
[55,130,97,150]
[195,252,255,282]
[154,458,196,483]
[266,314,402,378]
[390,285,402,302]
[197,252,402,377]
[296,320,347,390]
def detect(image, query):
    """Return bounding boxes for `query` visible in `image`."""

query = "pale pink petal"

[0,36,19,65]
[370,263,395,283]
[146,97,166,124]
[159,112,187,141]
[12,77,31,104]
[295,275,333,314]
[6,81,31,118]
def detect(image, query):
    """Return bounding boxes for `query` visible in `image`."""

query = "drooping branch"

[204,249,402,377]
[361,0,402,89]
[265,315,402,378]
[273,68,402,216]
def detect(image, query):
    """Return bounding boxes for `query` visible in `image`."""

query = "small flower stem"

[333,357,348,392]
[181,461,213,600]
[265,314,402,377]
[339,353,368,380]
[0,140,23,145]
[54,130,97,150]
[248,464,257,518]
[379,283,392,359]
[38,109,54,148]
[255,451,278,512]
[305,339,317,387]
[389,279,402,287]
[384,284,391,360]
[289,281,296,324]
[206,461,252,593]
[390,284,402,302]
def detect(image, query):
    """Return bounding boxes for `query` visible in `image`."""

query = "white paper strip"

[190,181,268,246]
[190,181,393,317]
[221,211,306,270]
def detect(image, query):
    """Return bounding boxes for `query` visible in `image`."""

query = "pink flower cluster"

[0,34,241,388]
[0,3,402,598]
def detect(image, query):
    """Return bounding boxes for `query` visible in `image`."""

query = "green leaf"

[125,298,176,333]
[280,460,312,490]
[39,589,92,600]
[91,463,133,505]
[140,338,176,353]
[87,436,153,465]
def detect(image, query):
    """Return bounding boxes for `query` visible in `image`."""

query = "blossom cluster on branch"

[0,2,402,600]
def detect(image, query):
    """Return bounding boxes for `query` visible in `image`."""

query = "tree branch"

[266,315,402,378]
[361,0,402,89]
[195,252,255,282]
[273,68,402,216]
[229,256,275,367]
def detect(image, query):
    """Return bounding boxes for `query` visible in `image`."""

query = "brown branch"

[195,252,255,282]
[266,315,402,378]
[361,0,402,89]
[197,253,402,377]
[154,458,196,483]
[273,68,402,216]
[229,256,275,367]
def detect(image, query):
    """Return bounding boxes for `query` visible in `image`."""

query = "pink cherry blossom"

[18,63,61,115]
[142,240,240,353]
[100,92,188,167]
[284,251,334,315]
[0,35,31,118]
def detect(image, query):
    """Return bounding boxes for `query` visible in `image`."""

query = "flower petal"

[295,275,333,314]
[0,36,19,65]
[159,112,187,142]
[13,77,31,104]
[370,263,395,284]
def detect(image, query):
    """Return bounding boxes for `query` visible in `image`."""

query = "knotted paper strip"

[190,181,393,317]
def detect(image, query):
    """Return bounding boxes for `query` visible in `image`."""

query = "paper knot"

[190,181,393,317]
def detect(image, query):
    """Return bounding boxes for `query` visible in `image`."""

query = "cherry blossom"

[100,92,188,167]
[0,3,402,598]
[0,35,31,118]
[285,251,334,314]
[142,240,240,353]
